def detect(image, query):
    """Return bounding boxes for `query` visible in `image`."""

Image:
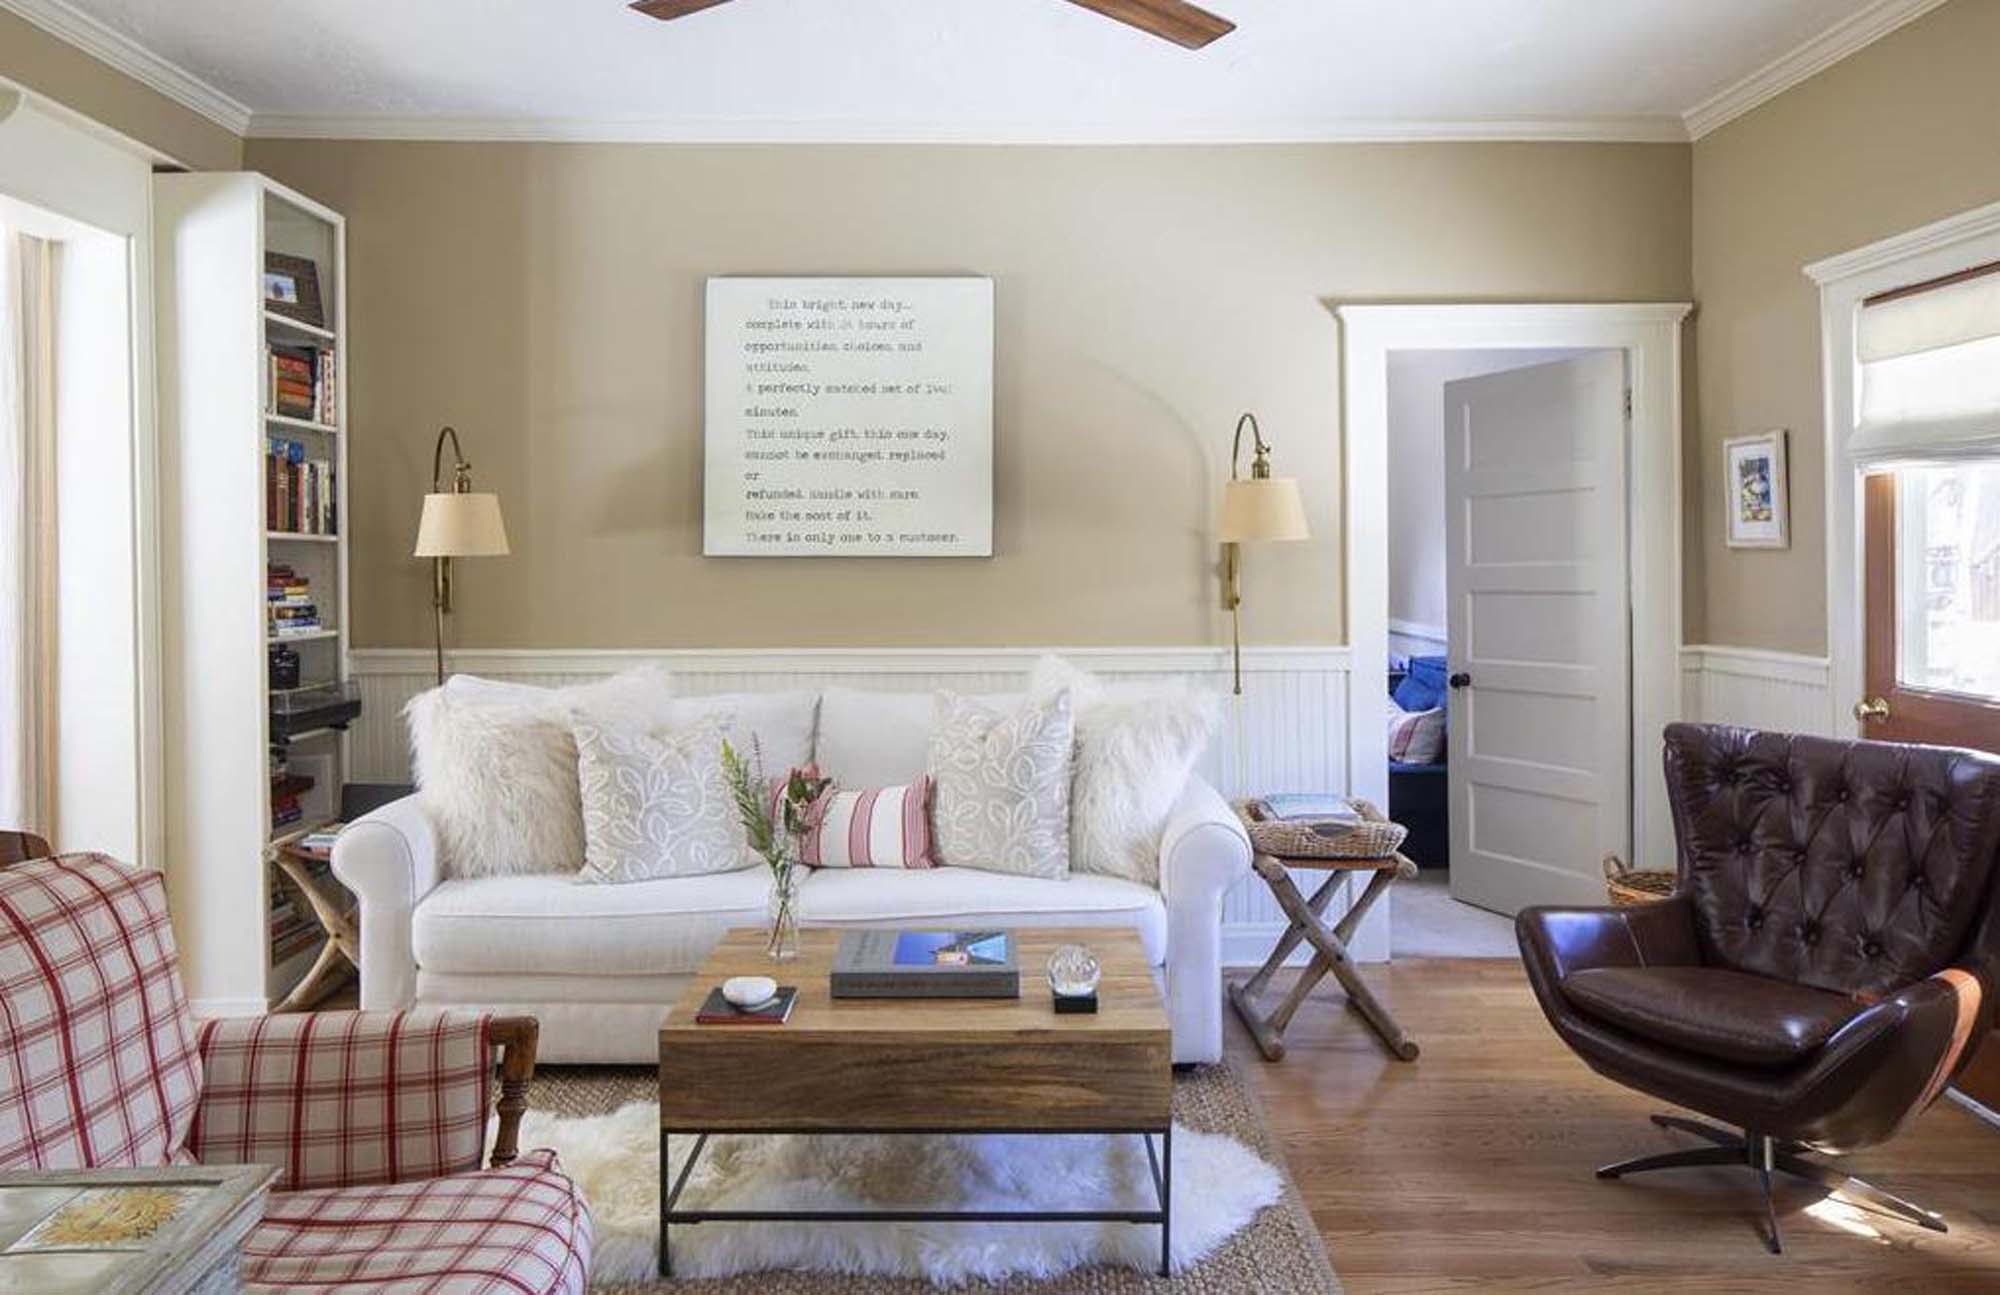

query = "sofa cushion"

[666,690,818,774]
[816,687,1024,787]
[1560,965,1864,1068]
[414,872,771,977]
[799,866,1168,965]
[0,855,202,1172]
[243,1149,589,1295]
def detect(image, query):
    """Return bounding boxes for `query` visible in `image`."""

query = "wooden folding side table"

[269,830,359,1012]
[1227,813,1421,1063]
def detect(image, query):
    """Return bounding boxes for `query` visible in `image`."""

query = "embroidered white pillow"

[926,691,1074,880]
[1028,655,1220,886]
[574,717,746,883]
[1387,701,1446,764]
[403,665,677,879]
[800,778,936,869]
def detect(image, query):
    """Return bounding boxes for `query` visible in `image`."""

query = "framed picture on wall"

[1724,430,1789,549]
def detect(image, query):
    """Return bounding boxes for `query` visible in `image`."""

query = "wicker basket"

[1237,797,1409,861]
[1603,854,1675,907]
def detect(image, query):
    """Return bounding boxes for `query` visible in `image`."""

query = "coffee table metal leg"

[1161,1124,1173,1277]
[668,1127,684,1279]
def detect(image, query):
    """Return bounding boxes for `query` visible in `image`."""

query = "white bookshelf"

[155,173,352,1014]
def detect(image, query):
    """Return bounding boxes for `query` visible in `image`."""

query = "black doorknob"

[1448,672,1472,689]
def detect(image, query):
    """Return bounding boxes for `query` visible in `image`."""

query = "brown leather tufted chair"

[1518,723,2000,1252]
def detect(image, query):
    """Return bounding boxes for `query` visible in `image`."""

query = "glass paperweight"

[1046,944,1102,999]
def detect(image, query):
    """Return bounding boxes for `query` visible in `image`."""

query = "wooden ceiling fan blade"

[630,0,737,20]
[1061,0,1235,49]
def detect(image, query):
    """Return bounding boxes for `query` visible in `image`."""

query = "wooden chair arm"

[0,831,53,868]
[487,1015,539,1169]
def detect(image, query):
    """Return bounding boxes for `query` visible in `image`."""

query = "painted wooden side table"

[0,1163,277,1295]
[1227,802,1422,1063]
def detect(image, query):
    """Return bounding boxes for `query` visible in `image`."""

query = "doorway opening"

[1337,304,1691,958]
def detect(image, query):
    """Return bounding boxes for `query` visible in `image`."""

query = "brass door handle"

[1853,696,1891,724]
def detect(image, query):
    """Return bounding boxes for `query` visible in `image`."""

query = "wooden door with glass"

[1859,462,2000,1109]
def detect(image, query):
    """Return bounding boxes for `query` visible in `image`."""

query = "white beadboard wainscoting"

[343,643,1379,963]
[1679,645,1835,738]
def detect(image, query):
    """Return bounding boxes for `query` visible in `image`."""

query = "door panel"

[1445,353,1630,916]
[1861,466,2000,1109]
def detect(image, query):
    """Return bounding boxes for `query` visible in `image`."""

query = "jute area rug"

[529,1061,1342,1294]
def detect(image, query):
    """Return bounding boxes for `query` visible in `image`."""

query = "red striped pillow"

[800,777,937,869]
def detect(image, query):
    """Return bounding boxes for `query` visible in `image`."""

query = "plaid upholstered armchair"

[0,852,591,1293]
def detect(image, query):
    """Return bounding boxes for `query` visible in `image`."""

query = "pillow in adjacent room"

[573,716,747,883]
[404,664,677,879]
[927,690,1074,880]
[799,777,936,869]
[1028,655,1220,886]
[1387,700,1446,765]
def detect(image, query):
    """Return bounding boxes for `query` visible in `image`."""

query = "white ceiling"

[12,0,1946,142]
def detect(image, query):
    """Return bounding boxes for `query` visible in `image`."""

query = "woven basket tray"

[1603,854,1675,907]
[1237,797,1409,861]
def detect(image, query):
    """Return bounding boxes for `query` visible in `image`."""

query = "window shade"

[1854,263,2000,464]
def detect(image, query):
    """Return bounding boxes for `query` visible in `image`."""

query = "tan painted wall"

[0,10,239,171]
[244,139,1690,649]
[1690,0,2000,654]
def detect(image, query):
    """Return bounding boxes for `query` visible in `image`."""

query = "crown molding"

[1681,0,1949,141]
[245,112,1689,146]
[0,0,251,136]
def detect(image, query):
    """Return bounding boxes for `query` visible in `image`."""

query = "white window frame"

[1806,198,2000,737]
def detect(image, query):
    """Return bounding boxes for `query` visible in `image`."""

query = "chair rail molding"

[343,642,1387,963]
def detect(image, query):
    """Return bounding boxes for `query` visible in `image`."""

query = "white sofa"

[334,686,1253,1065]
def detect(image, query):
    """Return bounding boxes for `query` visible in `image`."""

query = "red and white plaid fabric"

[0,854,202,1171]
[190,1010,493,1191]
[243,1148,590,1295]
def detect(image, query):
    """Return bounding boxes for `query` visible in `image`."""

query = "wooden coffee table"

[658,927,1173,1278]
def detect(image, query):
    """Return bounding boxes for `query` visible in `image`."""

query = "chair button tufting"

[1849,863,1865,880]
[1747,908,1765,931]
[1737,838,1753,854]
[1863,939,1883,958]
[1896,793,1911,810]
[1836,787,1850,803]
[1799,921,1820,946]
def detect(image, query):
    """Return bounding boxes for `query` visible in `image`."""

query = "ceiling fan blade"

[630,0,737,19]
[1061,0,1235,49]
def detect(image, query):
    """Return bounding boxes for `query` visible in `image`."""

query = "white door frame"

[1335,303,1693,879]
[1805,198,2000,739]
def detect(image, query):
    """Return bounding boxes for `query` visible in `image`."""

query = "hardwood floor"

[1228,957,2000,1294]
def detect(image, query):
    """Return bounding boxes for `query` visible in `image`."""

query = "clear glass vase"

[765,861,801,963]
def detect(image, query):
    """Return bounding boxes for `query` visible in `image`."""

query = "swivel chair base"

[1596,1113,1947,1254]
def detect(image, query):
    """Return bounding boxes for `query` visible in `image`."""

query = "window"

[1895,462,2000,703]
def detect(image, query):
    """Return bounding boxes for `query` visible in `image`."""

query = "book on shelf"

[264,342,337,426]
[264,438,336,535]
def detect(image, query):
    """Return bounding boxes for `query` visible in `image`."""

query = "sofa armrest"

[332,794,442,1011]
[190,1010,530,1190]
[1157,775,1253,1065]
[1516,894,1702,985]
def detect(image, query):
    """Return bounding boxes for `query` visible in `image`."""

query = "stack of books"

[267,868,320,963]
[267,563,322,638]
[269,768,314,833]
[265,343,337,425]
[265,437,336,535]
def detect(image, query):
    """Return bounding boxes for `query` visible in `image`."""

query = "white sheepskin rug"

[516,1101,1282,1287]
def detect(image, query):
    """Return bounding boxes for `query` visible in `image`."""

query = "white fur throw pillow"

[404,666,677,879]
[1028,655,1221,886]
[927,690,1074,880]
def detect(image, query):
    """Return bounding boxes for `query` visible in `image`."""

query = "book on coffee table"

[830,929,1019,998]
[694,985,798,1025]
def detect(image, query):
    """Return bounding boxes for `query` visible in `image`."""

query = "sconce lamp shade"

[1218,477,1309,544]
[414,492,510,558]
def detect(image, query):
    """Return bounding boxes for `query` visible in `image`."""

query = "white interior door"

[1444,352,1630,915]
